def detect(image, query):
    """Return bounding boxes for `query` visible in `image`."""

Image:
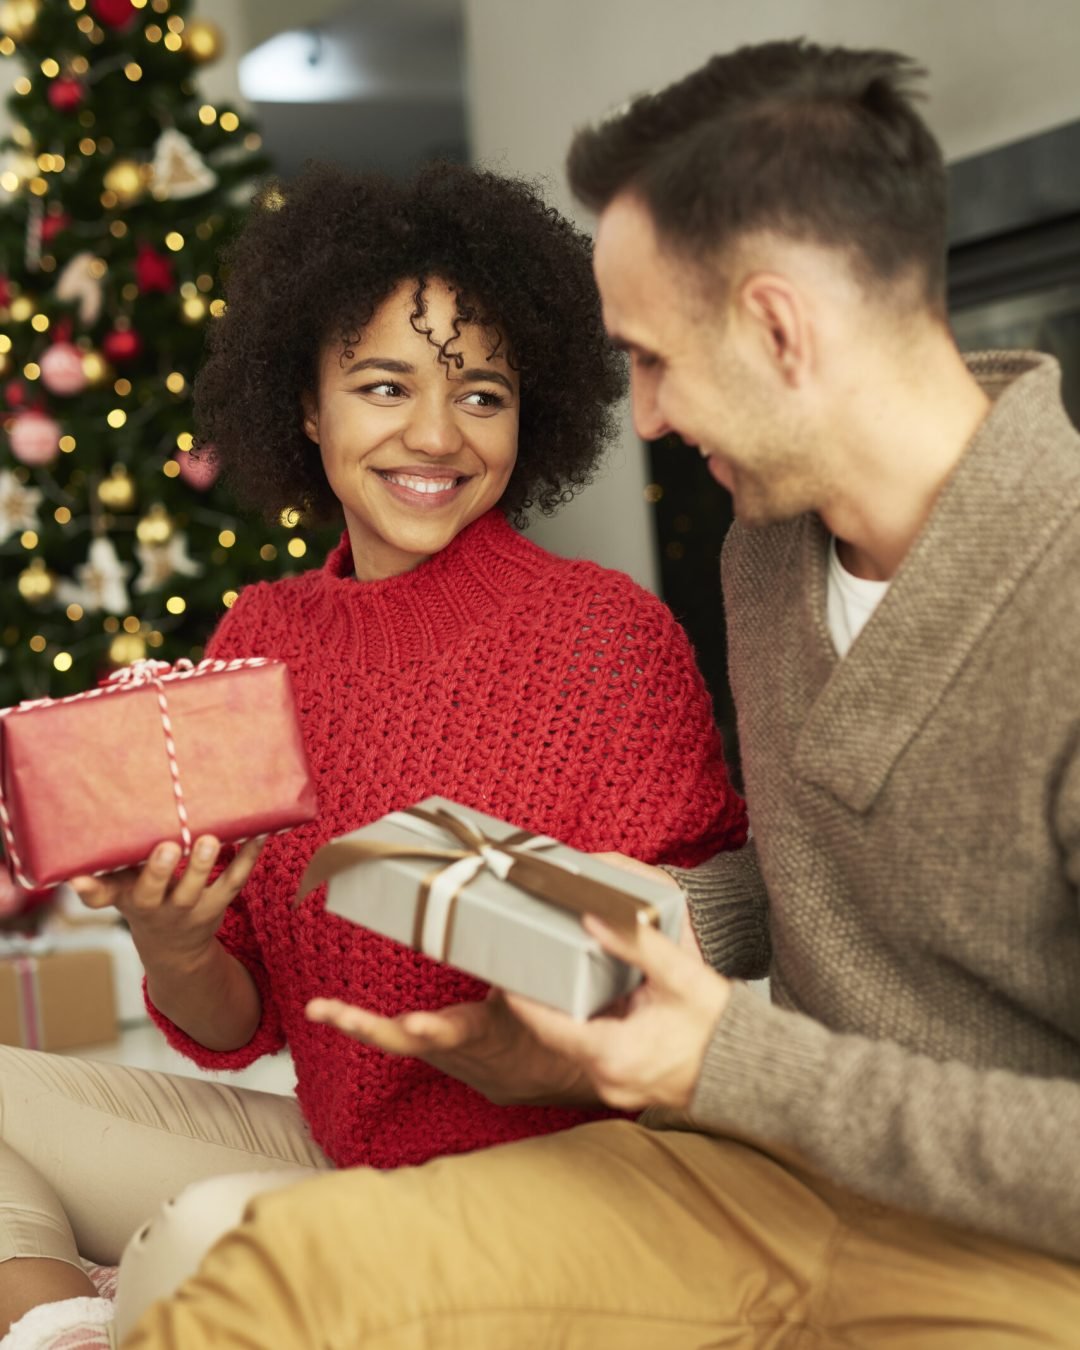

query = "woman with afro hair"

[0,161,745,1340]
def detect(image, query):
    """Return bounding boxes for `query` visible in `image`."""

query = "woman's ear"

[300,390,320,445]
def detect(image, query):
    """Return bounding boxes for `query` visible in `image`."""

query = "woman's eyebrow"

[342,358,512,393]
[344,357,415,376]
[460,367,514,392]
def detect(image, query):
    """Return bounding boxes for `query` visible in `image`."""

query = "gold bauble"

[180,295,207,324]
[182,19,223,64]
[109,632,146,666]
[102,159,145,206]
[81,349,110,386]
[0,0,39,41]
[17,557,53,604]
[136,503,173,546]
[97,466,136,512]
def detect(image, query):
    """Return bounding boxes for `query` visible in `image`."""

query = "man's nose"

[630,370,672,443]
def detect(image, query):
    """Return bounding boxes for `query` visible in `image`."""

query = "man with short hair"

[122,41,1080,1347]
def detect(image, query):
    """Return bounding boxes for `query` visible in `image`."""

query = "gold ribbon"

[296,804,658,962]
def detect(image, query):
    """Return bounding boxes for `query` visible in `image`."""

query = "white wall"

[464,0,1080,589]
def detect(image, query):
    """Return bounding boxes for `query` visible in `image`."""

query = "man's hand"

[307,905,729,1114]
[506,913,730,1113]
[305,988,600,1108]
[591,851,704,960]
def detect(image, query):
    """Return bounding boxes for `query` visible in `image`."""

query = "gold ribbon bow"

[296,804,658,963]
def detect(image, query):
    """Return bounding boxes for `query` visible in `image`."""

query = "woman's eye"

[360,381,405,398]
[461,389,506,409]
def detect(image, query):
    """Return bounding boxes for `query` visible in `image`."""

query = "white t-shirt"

[826,537,890,658]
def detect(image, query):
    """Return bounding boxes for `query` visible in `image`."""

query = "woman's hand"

[70,835,266,1052]
[69,835,264,972]
[306,988,601,1109]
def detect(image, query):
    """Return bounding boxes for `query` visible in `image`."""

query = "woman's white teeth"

[384,473,458,494]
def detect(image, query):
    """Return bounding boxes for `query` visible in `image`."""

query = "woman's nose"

[401,398,465,456]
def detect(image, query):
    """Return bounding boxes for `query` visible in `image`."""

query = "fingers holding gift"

[68,870,131,910]
[211,835,266,901]
[68,834,263,924]
[505,914,733,1113]
[590,851,681,891]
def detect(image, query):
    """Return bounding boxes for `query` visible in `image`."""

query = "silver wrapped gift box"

[298,796,685,1018]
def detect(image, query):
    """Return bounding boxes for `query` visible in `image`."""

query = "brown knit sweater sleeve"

[663,841,769,979]
[692,981,1080,1261]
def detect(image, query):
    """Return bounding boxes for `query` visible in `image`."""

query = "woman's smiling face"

[302,277,520,581]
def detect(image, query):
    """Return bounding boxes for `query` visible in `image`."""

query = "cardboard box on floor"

[0,944,118,1050]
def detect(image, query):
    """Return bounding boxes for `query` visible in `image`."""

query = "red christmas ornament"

[102,327,143,364]
[91,0,137,29]
[47,77,86,112]
[40,341,89,396]
[5,380,26,408]
[174,445,220,491]
[41,211,73,244]
[0,277,10,310]
[8,409,62,466]
[134,242,175,295]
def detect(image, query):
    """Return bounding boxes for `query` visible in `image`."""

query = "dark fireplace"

[647,118,1080,784]
[948,118,1080,426]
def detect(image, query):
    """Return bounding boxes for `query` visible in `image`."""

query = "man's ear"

[738,273,808,387]
[300,390,320,445]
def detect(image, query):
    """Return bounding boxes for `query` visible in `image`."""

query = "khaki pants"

[121,1119,1080,1349]
[0,1045,330,1335]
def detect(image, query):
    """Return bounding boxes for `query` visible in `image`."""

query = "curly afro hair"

[194,160,628,526]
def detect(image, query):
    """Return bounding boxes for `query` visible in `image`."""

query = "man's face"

[593,193,821,526]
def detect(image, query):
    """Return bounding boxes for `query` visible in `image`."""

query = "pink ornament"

[8,410,62,466]
[174,445,220,491]
[40,341,88,396]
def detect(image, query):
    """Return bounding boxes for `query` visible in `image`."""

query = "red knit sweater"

[148,510,746,1168]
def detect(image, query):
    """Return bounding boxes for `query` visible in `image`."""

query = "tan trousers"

[120,1119,1080,1349]
[0,1046,330,1332]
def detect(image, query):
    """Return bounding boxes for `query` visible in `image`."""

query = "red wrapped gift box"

[0,657,317,889]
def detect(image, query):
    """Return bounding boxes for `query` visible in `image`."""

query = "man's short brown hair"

[568,40,948,312]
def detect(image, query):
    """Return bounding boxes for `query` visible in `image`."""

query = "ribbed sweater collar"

[304,508,551,672]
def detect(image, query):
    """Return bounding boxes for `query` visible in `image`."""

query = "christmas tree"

[0,0,337,706]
